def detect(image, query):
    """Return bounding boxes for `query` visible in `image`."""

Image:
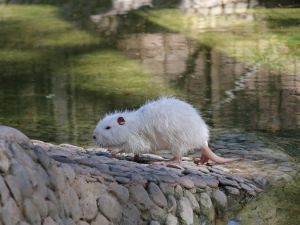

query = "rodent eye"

[105,126,111,130]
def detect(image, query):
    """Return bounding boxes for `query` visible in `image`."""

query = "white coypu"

[93,97,241,164]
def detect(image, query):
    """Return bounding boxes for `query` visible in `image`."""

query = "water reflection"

[0,1,299,146]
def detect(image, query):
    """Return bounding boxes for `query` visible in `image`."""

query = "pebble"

[166,213,178,225]
[24,198,42,225]
[218,177,240,188]
[129,184,154,210]
[186,175,207,188]
[43,217,58,225]
[121,203,140,225]
[167,195,177,214]
[80,191,98,221]
[159,182,175,195]
[199,192,215,222]
[211,189,228,216]
[147,182,168,208]
[253,176,269,189]
[97,194,122,223]
[0,146,10,173]
[108,183,129,204]
[0,175,11,204]
[240,183,256,196]
[5,175,23,204]
[150,220,160,225]
[225,186,240,195]
[184,190,200,212]
[202,176,219,188]
[178,197,194,225]
[91,214,110,225]
[1,197,22,225]
[178,177,195,189]
[174,184,183,197]
[116,176,130,184]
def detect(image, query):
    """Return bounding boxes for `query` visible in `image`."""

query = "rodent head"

[93,113,130,149]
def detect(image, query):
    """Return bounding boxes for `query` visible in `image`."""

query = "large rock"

[0,125,31,147]
[0,126,297,225]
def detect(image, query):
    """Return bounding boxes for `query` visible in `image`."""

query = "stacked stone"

[0,126,297,225]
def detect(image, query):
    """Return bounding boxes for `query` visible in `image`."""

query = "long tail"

[201,143,242,164]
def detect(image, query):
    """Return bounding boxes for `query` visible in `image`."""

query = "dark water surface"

[0,1,299,224]
[0,1,299,148]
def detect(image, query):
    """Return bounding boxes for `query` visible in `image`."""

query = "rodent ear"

[117,116,126,125]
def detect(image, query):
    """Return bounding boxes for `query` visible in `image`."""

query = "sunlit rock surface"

[0,125,298,225]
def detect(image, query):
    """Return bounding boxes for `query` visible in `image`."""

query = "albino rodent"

[93,97,240,164]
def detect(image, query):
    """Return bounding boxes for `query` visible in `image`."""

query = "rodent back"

[137,97,210,152]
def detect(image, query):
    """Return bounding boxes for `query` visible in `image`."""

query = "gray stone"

[80,191,98,221]
[0,176,10,204]
[62,164,76,184]
[108,183,129,204]
[11,162,34,198]
[97,193,122,222]
[91,214,110,225]
[225,186,240,195]
[178,177,194,189]
[149,221,160,225]
[46,200,59,222]
[253,176,269,189]
[147,182,168,208]
[199,192,215,222]
[177,197,193,225]
[48,165,66,191]
[0,126,31,147]
[77,221,89,225]
[62,218,76,225]
[116,176,130,184]
[240,183,256,196]
[58,186,81,221]
[167,195,177,214]
[218,177,239,188]
[5,175,22,204]
[166,213,178,225]
[211,189,227,217]
[184,190,200,212]
[32,194,48,218]
[68,187,82,221]
[34,145,51,169]
[159,182,174,195]
[174,185,183,197]
[129,184,154,210]
[120,203,140,225]
[24,198,42,225]
[0,145,10,173]
[19,222,30,225]
[149,205,166,222]
[43,217,58,225]
[1,197,22,225]
[186,175,207,188]
[202,177,219,188]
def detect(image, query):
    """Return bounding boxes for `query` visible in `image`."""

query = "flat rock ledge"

[0,126,298,225]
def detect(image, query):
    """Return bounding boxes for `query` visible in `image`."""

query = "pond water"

[0,0,299,148]
[0,0,299,224]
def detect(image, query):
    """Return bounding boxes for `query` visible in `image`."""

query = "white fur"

[93,97,209,157]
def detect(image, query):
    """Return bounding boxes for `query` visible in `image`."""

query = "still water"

[0,1,299,147]
[0,0,299,224]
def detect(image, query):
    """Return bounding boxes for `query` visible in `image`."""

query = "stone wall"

[0,126,298,225]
